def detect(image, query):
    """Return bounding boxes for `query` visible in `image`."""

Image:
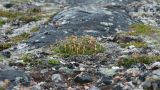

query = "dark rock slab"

[53,7,133,37]
[34,0,140,6]
[0,70,30,89]
[27,0,139,48]
[27,24,70,48]
[3,3,14,8]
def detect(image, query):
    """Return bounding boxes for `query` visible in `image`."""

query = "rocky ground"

[0,0,160,90]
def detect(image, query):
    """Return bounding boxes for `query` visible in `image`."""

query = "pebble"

[52,74,62,83]
[74,73,93,83]
[99,68,117,77]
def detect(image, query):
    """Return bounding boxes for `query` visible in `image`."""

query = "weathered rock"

[139,72,148,82]
[152,69,160,76]
[151,62,160,70]
[98,68,117,77]
[101,76,112,85]
[90,86,100,90]
[0,70,30,89]
[74,73,92,83]
[3,3,14,8]
[112,84,123,90]
[59,67,73,74]
[112,35,143,43]
[53,7,133,37]
[1,51,11,58]
[52,74,62,83]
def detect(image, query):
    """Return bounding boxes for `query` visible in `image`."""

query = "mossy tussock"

[120,42,148,48]
[0,18,5,26]
[11,32,30,43]
[0,55,4,62]
[30,27,39,33]
[0,9,22,19]
[118,55,160,67]
[128,23,160,36]
[21,53,42,66]
[117,23,160,48]
[0,43,12,51]
[0,32,31,51]
[48,59,60,65]
[0,7,42,23]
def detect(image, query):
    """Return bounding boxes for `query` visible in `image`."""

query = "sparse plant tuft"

[11,32,30,43]
[53,35,105,57]
[0,43,12,51]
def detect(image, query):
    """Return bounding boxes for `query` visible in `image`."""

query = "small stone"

[51,74,62,83]
[123,85,132,90]
[31,82,45,90]
[113,76,121,82]
[112,85,123,90]
[151,62,160,70]
[139,73,148,82]
[68,87,73,90]
[40,69,48,74]
[3,3,14,8]
[2,51,11,58]
[142,81,151,88]
[125,76,131,82]
[99,68,116,77]
[152,69,160,76]
[129,45,135,49]
[44,32,49,35]
[67,63,75,69]
[126,68,140,77]
[80,67,85,71]
[155,80,160,88]
[59,67,73,74]
[84,85,90,89]
[102,77,112,85]
[90,86,100,90]
[74,73,92,83]
[112,66,120,70]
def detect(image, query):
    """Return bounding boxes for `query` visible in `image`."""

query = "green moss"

[117,23,160,48]
[19,15,41,23]
[10,0,32,3]
[48,59,60,65]
[53,35,105,57]
[11,32,30,43]
[27,7,41,13]
[30,27,39,32]
[0,9,42,22]
[0,18,5,26]
[129,23,160,36]
[0,55,4,62]
[118,55,160,67]
[0,43,12,51]
[0,86,5,90]
[0,9,22,19]
[120,41,148,48]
